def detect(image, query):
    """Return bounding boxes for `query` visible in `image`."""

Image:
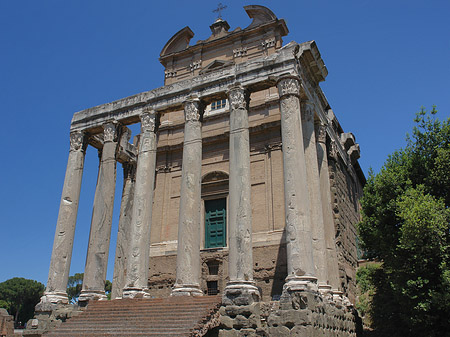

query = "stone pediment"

[160,26,194,57]
[199,59,234,74]
[244,5,277,28]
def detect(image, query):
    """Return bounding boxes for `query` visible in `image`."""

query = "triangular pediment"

[199,59,233,74]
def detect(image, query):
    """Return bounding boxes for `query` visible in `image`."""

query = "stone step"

[44,296,221,336]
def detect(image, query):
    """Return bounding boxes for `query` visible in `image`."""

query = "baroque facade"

[36,5,364,336]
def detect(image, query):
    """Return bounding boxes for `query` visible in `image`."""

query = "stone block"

[219,328,240,337]
[268,326,290,337]
[290,325,313,336]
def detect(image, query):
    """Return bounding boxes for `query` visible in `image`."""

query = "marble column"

[302,102,331,293]
[223,85,259,305]
[111,162,136,299]
[277,76,317,291]
[79,121,119,302]
[123,110,158,298]
[172,98,203,296]
[41,131,87,304]
[316,123,341,292]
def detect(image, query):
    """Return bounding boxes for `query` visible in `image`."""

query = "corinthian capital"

[140,109,156,133]
[227,85,248,110]
[277,77,301,98]
[317,123,327,144]
[69,131,86,152]
[184,98,202,122]
[103,121,119,143]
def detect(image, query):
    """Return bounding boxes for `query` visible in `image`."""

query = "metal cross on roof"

[213,3,227,19]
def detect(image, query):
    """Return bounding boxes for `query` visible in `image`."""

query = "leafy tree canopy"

[0,277,45,326]
[67,273,112,303]
[358,107,450,336]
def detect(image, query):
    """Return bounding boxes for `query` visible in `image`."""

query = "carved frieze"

[227,86,248,110]
[184,99,201,122]
[103,122,118,142]
[277,77,300,98]
[69,131,86,152]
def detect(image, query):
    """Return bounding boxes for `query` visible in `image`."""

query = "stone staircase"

[44,296,222,336]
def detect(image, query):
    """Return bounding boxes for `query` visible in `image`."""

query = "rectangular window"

[205,198,226,248]
[211,99,227,111]
[207,281,219,295]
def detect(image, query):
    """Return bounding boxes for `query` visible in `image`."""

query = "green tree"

[66,273,112,303]
[0,278,45,326]
[358,107,450,336]
[67,273,84,303]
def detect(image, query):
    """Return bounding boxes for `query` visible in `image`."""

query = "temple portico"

[35,5,364,336]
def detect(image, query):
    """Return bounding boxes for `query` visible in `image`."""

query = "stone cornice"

[70,42,299,132]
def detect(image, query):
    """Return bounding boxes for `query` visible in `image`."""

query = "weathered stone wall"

[148,244,288,301]
[328,157,363,303]
[0,308,14,337]
[219,291,361,336]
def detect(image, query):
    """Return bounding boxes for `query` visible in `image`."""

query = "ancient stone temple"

[30,5,364,337]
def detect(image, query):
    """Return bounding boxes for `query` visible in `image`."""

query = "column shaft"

[42,131,86,304]
[302,103,330,292]
[172,98,203,296]
[111,163,136,299]
[277,77,316,290]
[224,85,259,305]
[79,122,119,302]
[316,124,341,291]
[123,111,158,298]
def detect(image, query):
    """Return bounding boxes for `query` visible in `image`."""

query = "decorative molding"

[277,77,300,98]
[189,60,202,72]
[184,99,201,122]
[227,86,248,110]
[103,121,118,143]
[233,47,247,58]
[164,70,177,78]
[69,131,86,152]
[262,37,276,49]
[140,110,156,133]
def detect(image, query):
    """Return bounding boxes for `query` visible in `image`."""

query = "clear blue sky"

[1,0,449,285]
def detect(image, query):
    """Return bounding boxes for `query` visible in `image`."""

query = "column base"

[122,287,151,299]
[318,283,333,294]
[78,290,107,304]
[223,281,260,306]
[38,291,69,305]
[171,284,203,297]
[284,275,318,292]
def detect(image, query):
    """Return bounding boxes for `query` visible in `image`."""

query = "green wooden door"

[205,198,226,248]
